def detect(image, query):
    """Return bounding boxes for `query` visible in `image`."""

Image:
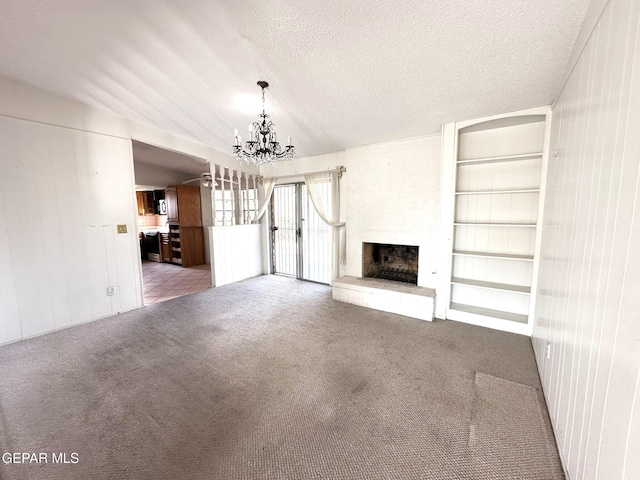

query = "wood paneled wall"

[533,0,640,478]
[0,117,142,344]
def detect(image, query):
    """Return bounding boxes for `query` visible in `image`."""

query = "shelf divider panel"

[451,277,531,293]
[452,250,534,261]
[450,302,529,323]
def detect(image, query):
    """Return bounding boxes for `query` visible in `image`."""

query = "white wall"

[0,76,246,171]
[0,75,252,344]
[261,135,442,292]
[344,136,441,289]
[133,162,194,187]
[209,225,262,287]
[0,117,141,344]
[533,0,640,478]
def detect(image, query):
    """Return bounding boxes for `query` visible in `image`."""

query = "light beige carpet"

[0,275,563,479]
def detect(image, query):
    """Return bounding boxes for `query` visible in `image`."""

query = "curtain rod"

[260,166,346,182]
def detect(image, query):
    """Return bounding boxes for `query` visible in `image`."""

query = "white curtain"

[252,177,276,223]
[303,170,346,279]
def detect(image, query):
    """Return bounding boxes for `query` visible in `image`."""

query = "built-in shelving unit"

[444,109,549,335]
[169,226,182,264]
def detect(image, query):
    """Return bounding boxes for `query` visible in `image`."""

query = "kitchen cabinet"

[168,226,205,267]
[136,191,156,215]
[136,192,144,216]
[165,186,178,223]
[160,233,171,262]
[165,185,205,267]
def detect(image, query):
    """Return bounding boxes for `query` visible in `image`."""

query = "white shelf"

[450,302,529,324]
[457,152,543,165]
[452,250,534,261]
[447,110,547,332]
[454,222,537,227]
[455,189,540,196]
[451,277,531,293]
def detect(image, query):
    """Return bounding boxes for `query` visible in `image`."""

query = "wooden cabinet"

[136,191,156,215]
[168,225,205,267]
[165,185,205,267]
[169,226,182,264]
[136,191,145,216]
[164,185,201,226]
[165,186,179,223]
[444,107,549,335]
[160,233,171,262]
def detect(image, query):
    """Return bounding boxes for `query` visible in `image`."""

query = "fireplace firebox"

[362,243,419,285]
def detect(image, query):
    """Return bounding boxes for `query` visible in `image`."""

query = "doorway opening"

[270,183,332,284]
[132,141,212,305]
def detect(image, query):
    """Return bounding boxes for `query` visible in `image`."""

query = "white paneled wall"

[533,0,640,478]
[209,225,262,287]
[0,117,142,344]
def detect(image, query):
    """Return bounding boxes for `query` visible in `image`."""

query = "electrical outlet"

[107,286,117,296]
[546,343,551,359]
[117,224,128,234]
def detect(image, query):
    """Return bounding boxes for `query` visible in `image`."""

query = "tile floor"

[142,261,212,305]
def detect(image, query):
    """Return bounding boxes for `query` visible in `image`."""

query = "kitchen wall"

[532,0,640,478]
[137,214,168,230]
[0,75,243,344]
[260,133,442,292]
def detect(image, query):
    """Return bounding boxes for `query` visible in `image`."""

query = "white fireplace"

[332,241,435,321]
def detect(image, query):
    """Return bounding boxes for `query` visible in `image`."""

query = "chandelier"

[233,81,295,167]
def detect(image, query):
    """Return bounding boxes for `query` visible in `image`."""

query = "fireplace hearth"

[362,243,419,285]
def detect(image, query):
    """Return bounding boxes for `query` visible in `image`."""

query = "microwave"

[157,199,167,215]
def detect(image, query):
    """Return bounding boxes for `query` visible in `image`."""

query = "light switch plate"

[117,224,127,234]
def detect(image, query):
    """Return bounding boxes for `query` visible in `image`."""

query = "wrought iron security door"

[270,183,331,284]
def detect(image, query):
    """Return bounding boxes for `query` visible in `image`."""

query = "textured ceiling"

[0,0,589,158]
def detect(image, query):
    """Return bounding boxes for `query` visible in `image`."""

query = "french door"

[270,183,332,284]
